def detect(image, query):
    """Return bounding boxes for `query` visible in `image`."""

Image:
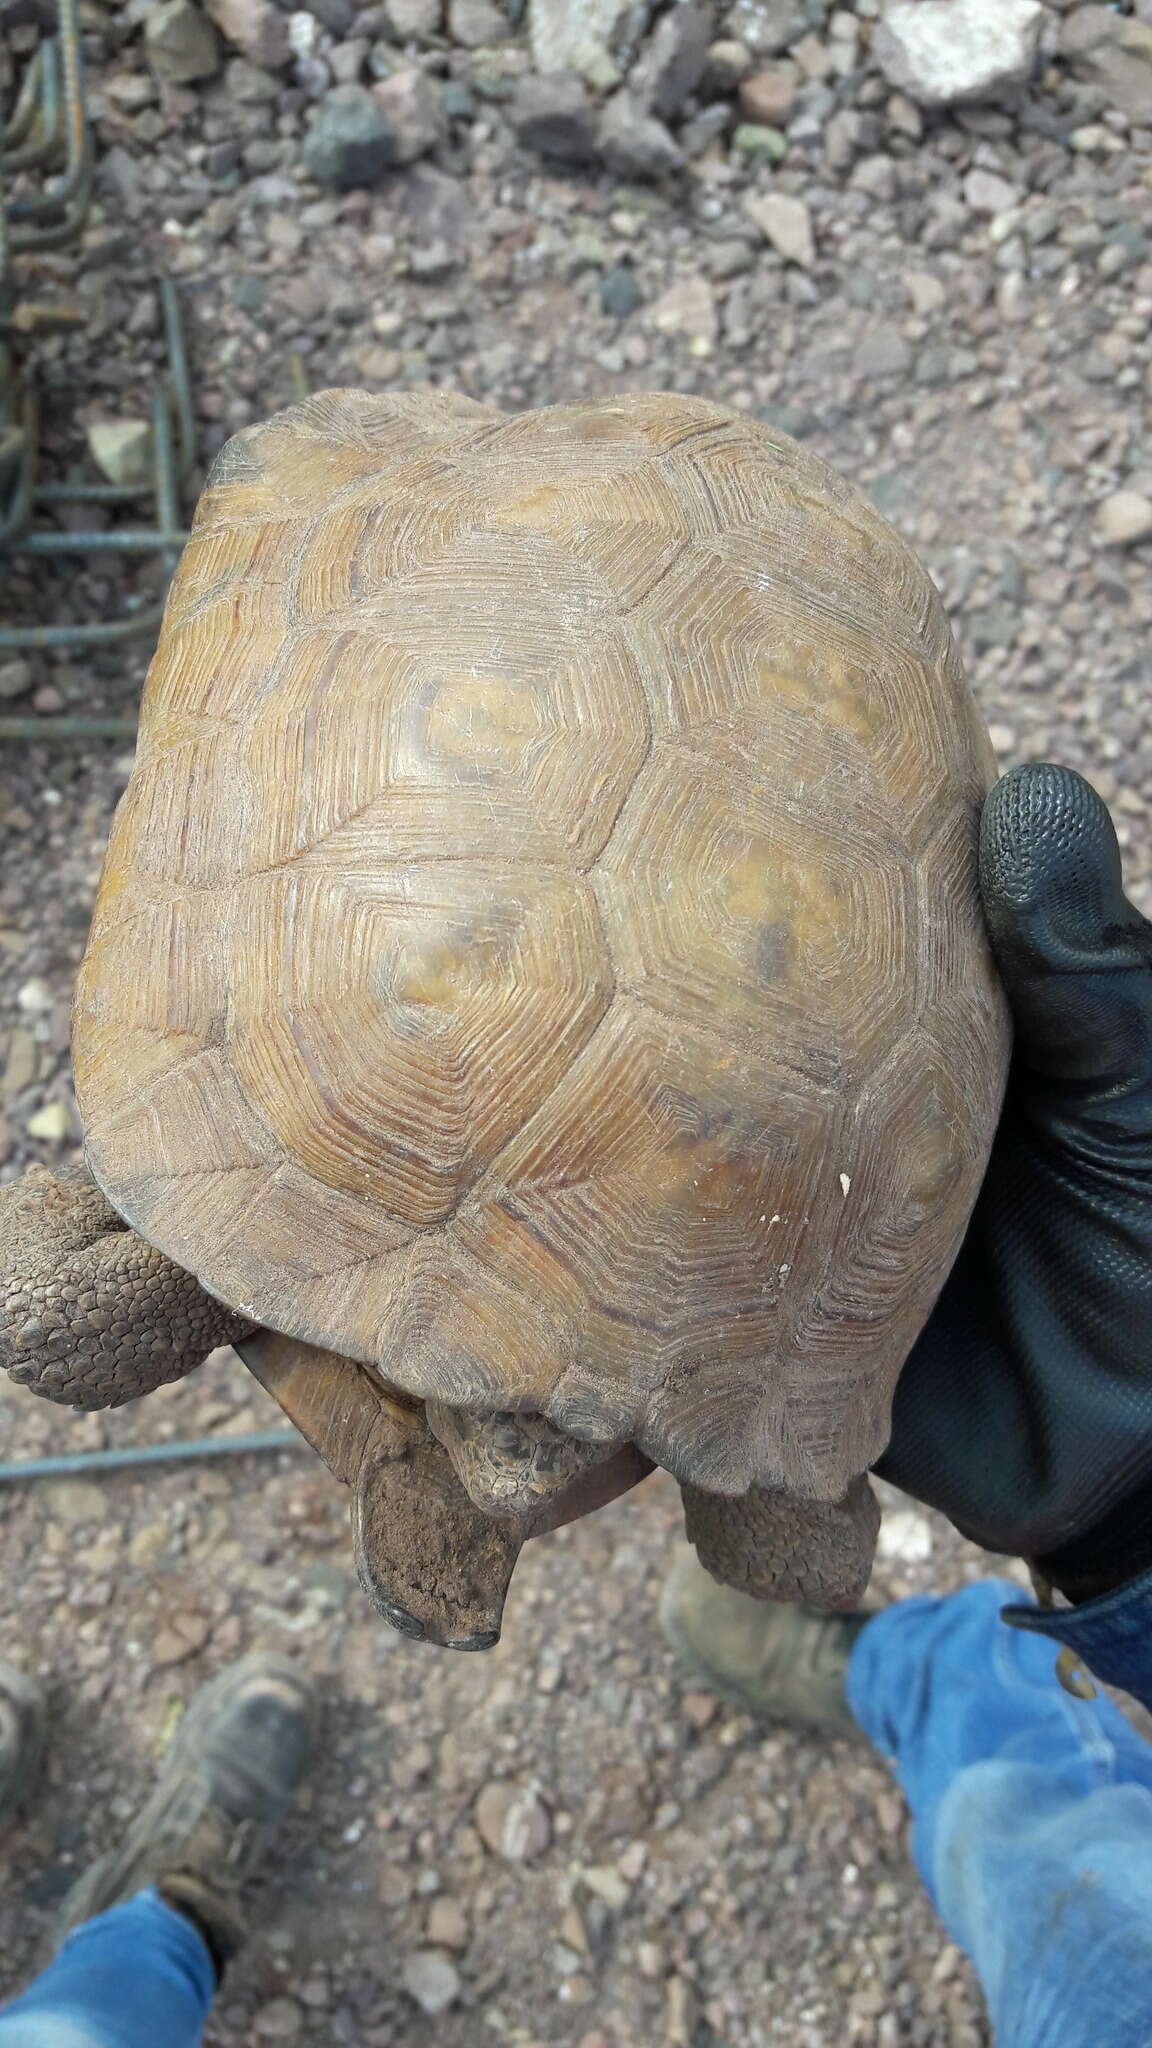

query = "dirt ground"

[2,0,1151,2041]
[0,1350,1024,2048]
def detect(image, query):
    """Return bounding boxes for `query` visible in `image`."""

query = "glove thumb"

[980,763,1152,1134]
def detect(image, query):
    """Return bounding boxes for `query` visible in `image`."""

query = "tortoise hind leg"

[0,1165,255,1411]
[679,1474,880,1611]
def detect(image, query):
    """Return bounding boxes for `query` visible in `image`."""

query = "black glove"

[874,762,1152,1603]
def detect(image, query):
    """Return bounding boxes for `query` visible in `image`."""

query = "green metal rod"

[16,528,187,554]
[0,716,138,739]
[0,1429,304,1484]
[0,608,165,653]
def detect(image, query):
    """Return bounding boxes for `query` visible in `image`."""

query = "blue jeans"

[2,1583,1151,2046]
[848,1579,1152,2046]
[0,1889,214,2047]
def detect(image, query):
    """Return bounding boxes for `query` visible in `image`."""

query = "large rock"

[203,0,289,69]
[528,0,633,88]
[1060,6,1152,122]
[630,3,711,119]
[511,71,599,162]
[373,66,446,160]
[301,83,397,186]
[874,0,1045,107]
[144,0,220,83]
[598,88,683,179]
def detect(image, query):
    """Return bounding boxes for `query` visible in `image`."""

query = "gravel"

[3,0,1152,2040]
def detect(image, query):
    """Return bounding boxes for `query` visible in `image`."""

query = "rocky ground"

[2,0,1152,2040]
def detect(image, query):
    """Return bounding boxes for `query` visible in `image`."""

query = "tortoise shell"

[73,389,1009,1509]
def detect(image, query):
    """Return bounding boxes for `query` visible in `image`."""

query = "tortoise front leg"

[355,1426,522,1651]
[0,1165,256,1410]
[679,1473,880,1611]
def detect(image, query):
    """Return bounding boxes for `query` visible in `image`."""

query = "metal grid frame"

[1,0,193,662]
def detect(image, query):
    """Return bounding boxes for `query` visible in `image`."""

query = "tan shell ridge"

[73,388,1010,1503]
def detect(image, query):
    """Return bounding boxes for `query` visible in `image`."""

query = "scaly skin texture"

[425,1401,627,1519]
[0,1165,256,1410]
[680,1473,881,1610]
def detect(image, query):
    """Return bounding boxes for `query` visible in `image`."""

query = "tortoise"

[0,390,1010,1648]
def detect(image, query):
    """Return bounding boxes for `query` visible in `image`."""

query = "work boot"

[58,1653,316,1977]
[0,1664,46,1822]
[659,1549,874,1738]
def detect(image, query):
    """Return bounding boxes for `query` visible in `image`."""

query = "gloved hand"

[874,762,1152,1603]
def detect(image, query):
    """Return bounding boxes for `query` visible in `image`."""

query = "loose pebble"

[742,190,815,267]
[1096,491,1152,548]
[474,1781,552,1862]
[252,1996,304,2040]
[401,1948,462,2014]
[25,1100,73,1142]
[426,1895,469,1948]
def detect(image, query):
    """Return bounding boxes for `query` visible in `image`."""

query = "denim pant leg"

[847,1579,1152,2048]
[0,1888,215,2048]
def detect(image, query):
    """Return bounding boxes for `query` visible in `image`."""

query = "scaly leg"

[0,1166,255,1410]
[680,1474,880,1611]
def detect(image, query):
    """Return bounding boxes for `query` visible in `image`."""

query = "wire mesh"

[1,0,194,662]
